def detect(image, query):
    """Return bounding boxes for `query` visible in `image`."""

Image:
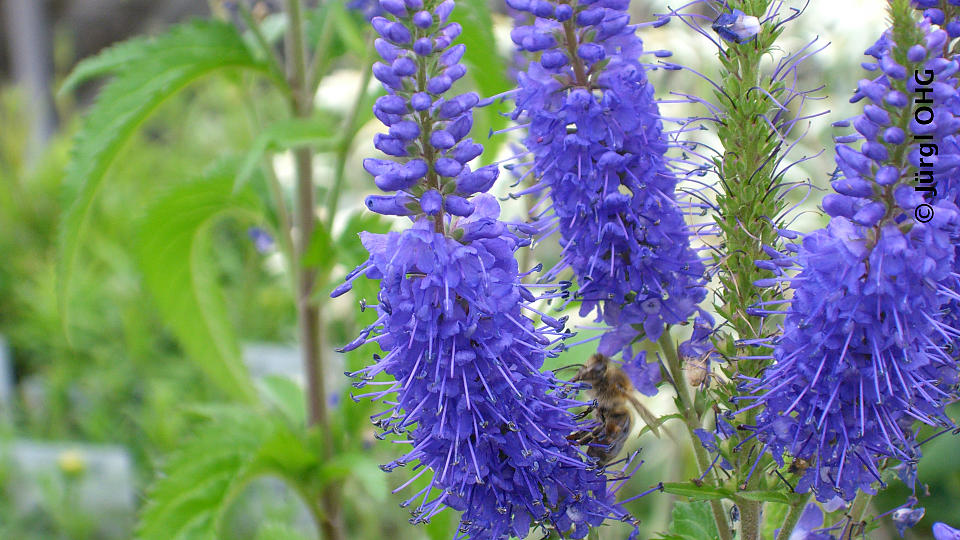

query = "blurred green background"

[0,0,956,539]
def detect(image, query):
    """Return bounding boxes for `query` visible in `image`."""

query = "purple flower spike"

[510,0,706,352]
[747,12,960,503]
[337,2,639,537]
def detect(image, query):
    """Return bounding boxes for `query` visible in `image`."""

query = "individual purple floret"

[892,505,926,537]
[711,8,761,43]
[935,522,960,540]
[508,0,706,351]
[333,1,637,537]
[745,17,960,502]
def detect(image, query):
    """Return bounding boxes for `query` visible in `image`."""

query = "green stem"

[659,332,733,540]
[775,494,812,540]
[841,491,873,538]
[738,499,761,540]
[285,1,342,540]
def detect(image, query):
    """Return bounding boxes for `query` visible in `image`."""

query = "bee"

[567,353,661,465]
[788,457,811,475]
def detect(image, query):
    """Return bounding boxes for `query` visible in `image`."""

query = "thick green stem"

[659,332,733,540]
[285,1,342,539]
[738,499,761,540]
[775,494,812,540]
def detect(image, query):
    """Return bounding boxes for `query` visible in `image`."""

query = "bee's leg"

[771,468,795,492]
[573,399,598,420]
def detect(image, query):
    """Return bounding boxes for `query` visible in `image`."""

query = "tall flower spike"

[746,3,960,502]
[334,1,635,538]
[508,0,707,351]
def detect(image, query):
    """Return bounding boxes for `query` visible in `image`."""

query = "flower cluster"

[507,0,706,351]
[745,13,960,502]
[334,1,635,537]
[364,0,497,220]
[339,202,630,539]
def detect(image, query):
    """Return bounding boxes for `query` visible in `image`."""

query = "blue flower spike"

[334,1,638,538]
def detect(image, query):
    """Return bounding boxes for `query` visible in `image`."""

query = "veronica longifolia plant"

[334,0,960,538]
[334,1,638,538]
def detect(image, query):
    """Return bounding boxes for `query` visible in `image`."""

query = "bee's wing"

[626,393,661,438]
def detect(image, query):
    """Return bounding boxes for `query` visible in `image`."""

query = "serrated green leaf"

[665,501,722,540]
[138,413,317,540]
[59,35,152,96]
[235,117,337,191]
[138,418,271,540]
[58,19,276,339]
[137,174,261,401]
[661,482,734,501]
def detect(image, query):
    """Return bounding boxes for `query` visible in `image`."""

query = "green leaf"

[255,522,313,540]
[137,174,261,402]
[258,375,307,427]
[664,501,722,540]
[137,417,270,540]
[661,482,734,501]
[137,412,318,540]
[736,490,792,505]
[762,501,789,540]
[58,19,275,338]
[235,117,337,191]
[59,36,152,96]
[636,413,684,437]
[315,452,388,502]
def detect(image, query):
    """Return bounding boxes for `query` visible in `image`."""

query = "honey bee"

[788,457,811,475]
[568,353,661,465]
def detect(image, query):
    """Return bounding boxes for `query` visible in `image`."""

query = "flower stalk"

[285,1,342,539]
[659,332,733,540]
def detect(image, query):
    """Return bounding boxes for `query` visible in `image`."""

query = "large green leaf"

[661,482,734,501]
[659,501,722,540]
[58,19,275,336]
[59,36,152,95]
[235,117,337,191]
[137,175,261,401]
[137,411,318,540]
